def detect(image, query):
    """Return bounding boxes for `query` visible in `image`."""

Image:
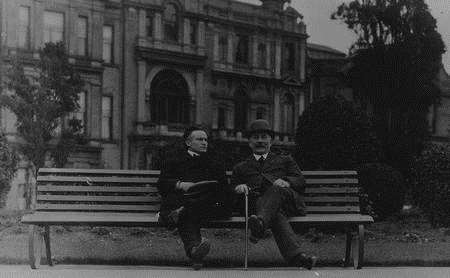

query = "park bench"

[21,168,373,269]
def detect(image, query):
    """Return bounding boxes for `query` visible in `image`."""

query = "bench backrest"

[35,168,361,214]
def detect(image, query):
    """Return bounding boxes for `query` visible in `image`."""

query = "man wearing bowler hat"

[232,119,317,269]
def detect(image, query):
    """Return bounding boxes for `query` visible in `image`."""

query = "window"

[43,11,64,43]
[270,41,276,72]
[234,88,248,131]
[146,11,153,37]
[163,3,178,42]
[18,6,31,49]
[236,35,249,64]
[218,107,226,129]
[150,70,190,125]
[70,91,87,133]
[258,43,267,69]
[77,16,88,56]
[101,96,113,140]
[190,21,197,45]
[256,107,266,120]
[281,93,295,133]
[103,25,113,63]
[219,33,227,62]
[283,42,296,72]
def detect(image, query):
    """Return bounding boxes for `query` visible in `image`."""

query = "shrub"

[410,143,450,227]
[295,94,383,170]
[0,133,18,207]
[357,163,406,220]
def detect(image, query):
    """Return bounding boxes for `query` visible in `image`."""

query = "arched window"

[234,88,248,131]
[150,70,189,124]
[163,3,178,42]
[257,43,267,69]
[281,93,295,133]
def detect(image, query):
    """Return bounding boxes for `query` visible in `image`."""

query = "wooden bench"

[21,168,373,269]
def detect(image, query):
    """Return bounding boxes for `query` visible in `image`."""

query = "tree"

[295,94,383,170]
[0,132,18,206]
[1,42,84,173]
[332,0,446,171]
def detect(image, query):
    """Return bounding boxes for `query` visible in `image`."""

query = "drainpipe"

[120,0,126,169]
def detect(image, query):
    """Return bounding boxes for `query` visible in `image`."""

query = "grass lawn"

[0,209,449,268]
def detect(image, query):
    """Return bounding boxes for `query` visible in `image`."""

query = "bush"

[0,133,18,206]
[296,94,383,170]
[357,163,406,220]
[410,143,450,227]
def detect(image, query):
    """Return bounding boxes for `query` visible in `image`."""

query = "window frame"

[43,10,65,44]
[101,95,113,140]
[77,16,88,56]
[18,6,31,49]
[102,25,114,64]
[163,3,179,42]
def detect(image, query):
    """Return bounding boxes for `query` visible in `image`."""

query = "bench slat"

[305,196,359,203]
[37,195,160,203]
[305,178,358,184]
[36,204,160,212]
[39,168,160,176]
[37,176,158,184]
[22,211,373,225]
[305,187,359,194]
[37,186,359,195]
[37,185,158,193]
[306,206,360,213]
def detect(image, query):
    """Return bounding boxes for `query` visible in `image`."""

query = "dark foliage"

[0,133,18,206]
[409,143,450,227]
[357,163,406,219]
[295,94,383,170]
[332,0,446,174]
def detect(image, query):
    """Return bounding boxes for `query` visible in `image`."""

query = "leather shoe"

[248,215,265,240]
[290,253,317,270]
[190,239,210,270]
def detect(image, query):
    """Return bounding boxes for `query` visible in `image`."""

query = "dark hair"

[183,125,209,141]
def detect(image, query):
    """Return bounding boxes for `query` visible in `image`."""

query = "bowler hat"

[248,119,274,137]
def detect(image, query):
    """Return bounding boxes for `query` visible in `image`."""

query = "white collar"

[253,153,268,161]
[187,150,200,157]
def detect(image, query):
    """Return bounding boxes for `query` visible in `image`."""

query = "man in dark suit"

[232,119,317,269]
[157,126,231,269]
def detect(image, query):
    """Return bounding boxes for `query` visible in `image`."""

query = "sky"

[239,0,450,73]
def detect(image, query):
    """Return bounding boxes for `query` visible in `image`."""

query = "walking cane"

[244,189,249,270]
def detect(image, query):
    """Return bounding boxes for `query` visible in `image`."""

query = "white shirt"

[253,153,268,161]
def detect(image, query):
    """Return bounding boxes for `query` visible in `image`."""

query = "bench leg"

[344,229,352,267]
[43,226,53,266]
[351,224,365,269]
[28,225,43,269]
[244,192,249,270]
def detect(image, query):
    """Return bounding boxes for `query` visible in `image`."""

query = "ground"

[0,209,449,268]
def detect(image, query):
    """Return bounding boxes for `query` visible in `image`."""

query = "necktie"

[258,156,265,167]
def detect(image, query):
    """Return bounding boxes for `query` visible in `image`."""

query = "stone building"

[0,0,308,170]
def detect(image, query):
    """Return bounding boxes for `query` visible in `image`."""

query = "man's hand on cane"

[235,184,249,194]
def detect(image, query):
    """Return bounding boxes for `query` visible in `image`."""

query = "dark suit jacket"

[158,151,230,215]
[231,152,306,216]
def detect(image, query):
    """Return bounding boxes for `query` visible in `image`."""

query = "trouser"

[177,203,230,257]
[244,186,303,261]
